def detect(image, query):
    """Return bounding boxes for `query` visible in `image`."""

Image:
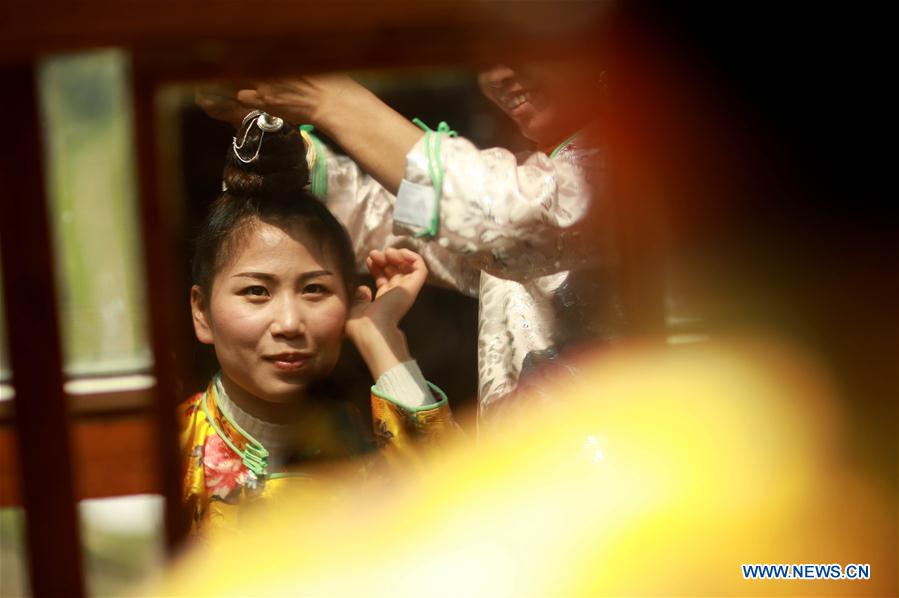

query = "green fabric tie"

[299,124,329,200]
[411,118,457,238]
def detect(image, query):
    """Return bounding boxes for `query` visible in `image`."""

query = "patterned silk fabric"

[180,379,455,538]
[318,130,603,421]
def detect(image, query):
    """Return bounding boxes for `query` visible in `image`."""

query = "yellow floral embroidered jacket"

[180,378,455,537]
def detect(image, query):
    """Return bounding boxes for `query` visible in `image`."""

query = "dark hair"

[192,114,356,299]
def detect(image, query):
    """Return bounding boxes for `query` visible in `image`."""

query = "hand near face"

[346,248,428,379]
[348,248,427,332]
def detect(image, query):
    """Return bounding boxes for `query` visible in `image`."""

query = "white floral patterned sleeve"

[398,133,600,282]
[318,148,482,297]
[312,129,600,292]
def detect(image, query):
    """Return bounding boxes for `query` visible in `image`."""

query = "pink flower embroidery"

[203,434,248,501]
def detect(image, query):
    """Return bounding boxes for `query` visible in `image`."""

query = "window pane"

[0,507,30,596]
[38,50,151,376]
[80,494,165,596]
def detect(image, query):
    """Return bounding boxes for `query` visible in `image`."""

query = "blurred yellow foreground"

[151,340,896,596]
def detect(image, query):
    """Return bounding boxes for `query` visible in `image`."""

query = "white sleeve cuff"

[373,360,434,408]
[394,135,439,236]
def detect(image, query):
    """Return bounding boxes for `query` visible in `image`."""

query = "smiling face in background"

[478,62,598,151]
[191,218,350,408]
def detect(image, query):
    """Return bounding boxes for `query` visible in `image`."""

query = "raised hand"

[200,75,420,194]
[195,86,254,129]
[234,75,363,130]
[349,248,427,331]
[346,249,428,380]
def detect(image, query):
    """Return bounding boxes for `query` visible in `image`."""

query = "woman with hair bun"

[181,111,455,537]
[198,63,614,428]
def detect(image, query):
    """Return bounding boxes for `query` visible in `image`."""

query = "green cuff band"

[371,380,449,414]
[410,118,457,239]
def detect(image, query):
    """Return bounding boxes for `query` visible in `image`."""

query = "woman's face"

[478,62,595,150]
[191,219,349,405]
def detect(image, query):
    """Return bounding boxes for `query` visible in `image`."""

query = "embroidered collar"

[549,131,580,159]
[201,376,270,477]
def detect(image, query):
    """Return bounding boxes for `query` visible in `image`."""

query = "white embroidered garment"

[319,130,602,419]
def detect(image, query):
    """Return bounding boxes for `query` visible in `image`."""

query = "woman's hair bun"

[223,112,310,199]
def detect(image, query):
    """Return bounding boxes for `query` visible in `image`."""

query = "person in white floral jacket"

[197,61,614,427]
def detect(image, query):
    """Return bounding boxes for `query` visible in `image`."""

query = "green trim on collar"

[201,376,269,477]
[201,374,312,481]
[549,131,579,159]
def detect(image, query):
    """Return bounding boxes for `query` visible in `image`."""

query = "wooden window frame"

[0,3,620,596]
[0,382,158,508]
